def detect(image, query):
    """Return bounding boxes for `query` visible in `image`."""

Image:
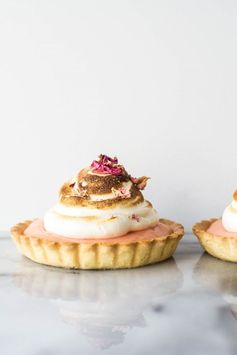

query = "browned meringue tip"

[233,190,237,201]
[11,219,184,270]
[58,155,153,209]
[193,218,237,263]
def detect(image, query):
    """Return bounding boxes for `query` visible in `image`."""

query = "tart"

[11,154,184,269]
[193,190,237,262]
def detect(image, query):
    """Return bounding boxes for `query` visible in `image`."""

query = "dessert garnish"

[91,154,124,175]
[130,214,140,222]
[91,154,149,191]
[130,176,150,190]
[111,187,131,199]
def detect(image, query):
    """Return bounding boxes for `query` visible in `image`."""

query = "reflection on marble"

[12,257,183,349]
[193,252,237,321]
[1,235,237,355]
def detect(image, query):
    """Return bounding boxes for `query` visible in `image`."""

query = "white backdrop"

[0,0,237,231]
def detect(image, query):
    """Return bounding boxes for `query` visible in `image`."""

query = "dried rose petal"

[112,187,131,199]
[129,176,138,184]
[130,214,140,222]
[129,175,149,190]
[101,154,118,165]
[119,187,131,198]
[136,176,149,190]
[91,154,124,176]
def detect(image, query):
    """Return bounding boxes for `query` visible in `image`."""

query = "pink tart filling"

[207,219,237,237]
[24,219,174,244]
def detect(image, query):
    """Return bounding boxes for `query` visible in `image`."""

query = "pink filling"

[207,219,237,237]
[24,219,174,244]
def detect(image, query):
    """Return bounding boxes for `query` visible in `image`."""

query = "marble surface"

[1,233,237,355]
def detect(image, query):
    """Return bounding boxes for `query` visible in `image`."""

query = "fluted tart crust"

[193,219,237,262]
[11,219,184,269]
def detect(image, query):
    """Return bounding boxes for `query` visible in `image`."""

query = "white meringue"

[43,201,159,239]
[222,192,237,232]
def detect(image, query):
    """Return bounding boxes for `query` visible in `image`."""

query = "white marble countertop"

[1,233,237,355]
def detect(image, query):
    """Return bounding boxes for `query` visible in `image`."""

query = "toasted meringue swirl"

[43,159,159,239]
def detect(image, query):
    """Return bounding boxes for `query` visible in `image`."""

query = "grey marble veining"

[0,234,237,355]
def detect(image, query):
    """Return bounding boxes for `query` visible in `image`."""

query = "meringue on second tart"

[193,190,237,262]
[11,154,184,269]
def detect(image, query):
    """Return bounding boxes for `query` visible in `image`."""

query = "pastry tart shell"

[193,219,237,262]
[11,219,184,269]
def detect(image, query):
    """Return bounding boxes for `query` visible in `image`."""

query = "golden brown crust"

[11,219,184,269]
[193,219,237,262]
